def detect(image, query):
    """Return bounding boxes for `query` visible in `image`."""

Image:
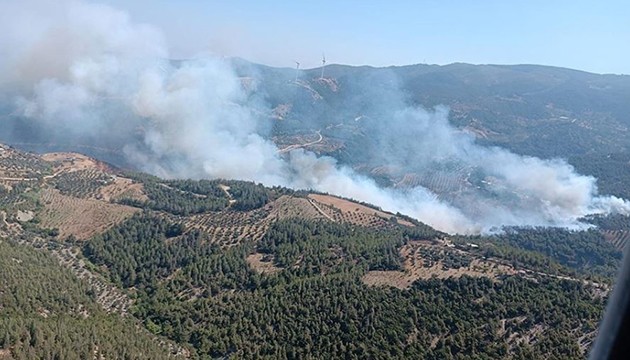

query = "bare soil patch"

[98,176,148,202]
[39,188,139,240]
[42,152,113,174]
[362,241,517,289]
[16,210,34,222]
[246,253,282,275]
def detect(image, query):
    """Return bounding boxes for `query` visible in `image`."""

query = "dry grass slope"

[308,193,415,227]
[39,188,139,240]
[363,240,517,289]
[602,230,630,251]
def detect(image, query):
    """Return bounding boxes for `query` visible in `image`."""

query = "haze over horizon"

[0,2,629,359]
[99,0,630,75]
[2,0,630,234]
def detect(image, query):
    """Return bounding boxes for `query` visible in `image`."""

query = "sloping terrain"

[236,61,630,200]
[38,188,139,240]
[237,61,630,158]
[362,239,518,289]
[0,144,624,358]
[0,238,186,359]
[4,62,630,200]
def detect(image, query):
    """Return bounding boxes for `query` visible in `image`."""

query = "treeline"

[84,213,260,293]
[258,219,408,273]
[584,213,630,231]
[459,227,622,279]
[119,175,272,215]
[222,180,271,211]
[131,271,604,359]
[0,239,177,359]
[84,216,416,292]
[84,213,213,288]
[118,181,229,215]
[570,152,630,199]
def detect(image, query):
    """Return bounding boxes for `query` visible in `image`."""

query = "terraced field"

[39,188,139,239]
[184,195,326,247]
[602,230,630,251]
[53,246,132,314]
[362,240,517,289]
[183,193,412,248]
[0,144,51,179]
[308,193,415,227]
[52,169,114,198]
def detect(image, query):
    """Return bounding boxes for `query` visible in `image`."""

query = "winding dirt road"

[278,130,323,154]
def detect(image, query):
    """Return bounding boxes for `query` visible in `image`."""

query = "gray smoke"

[367,106,630,230]
[1,0,628,234]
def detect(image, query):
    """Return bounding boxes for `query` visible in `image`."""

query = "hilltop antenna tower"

[294,61,300,82]
[320,53,326,79]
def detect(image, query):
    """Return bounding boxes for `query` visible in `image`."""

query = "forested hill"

[235,60,630,158]
[237,60,630,199]
[0,144,627,359]
[3,61,630,199]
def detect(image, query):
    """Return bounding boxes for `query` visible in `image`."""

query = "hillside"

[0,144,626,358]
[4,61,629,205]
[236,61,630,157]
[233,61,630,199]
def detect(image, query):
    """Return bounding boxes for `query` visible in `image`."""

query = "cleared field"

[308,193,415,227]
[602,230,630,251]
[98,176,148,202]
[39,188,139,240]
[246,253,282,275]
[362,240,517,289]
[268,195,325,221]
[41,152,112,173]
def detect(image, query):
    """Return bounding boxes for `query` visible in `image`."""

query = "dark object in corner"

[590,245,630,359]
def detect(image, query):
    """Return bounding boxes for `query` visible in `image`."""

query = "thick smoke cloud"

[1,0,628,233]
[366,106,630,230]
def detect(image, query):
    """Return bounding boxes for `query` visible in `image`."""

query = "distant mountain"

[7,60,629,158]
[231,60,630,158]
[230,60,630,198]
[3,61,630,201]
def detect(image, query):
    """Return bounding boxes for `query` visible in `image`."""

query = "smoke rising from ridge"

[1,0,628,234]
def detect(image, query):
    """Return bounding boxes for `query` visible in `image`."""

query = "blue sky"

[102,0,629,74]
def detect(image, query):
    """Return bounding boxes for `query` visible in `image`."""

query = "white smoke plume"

[1,0,628,233]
